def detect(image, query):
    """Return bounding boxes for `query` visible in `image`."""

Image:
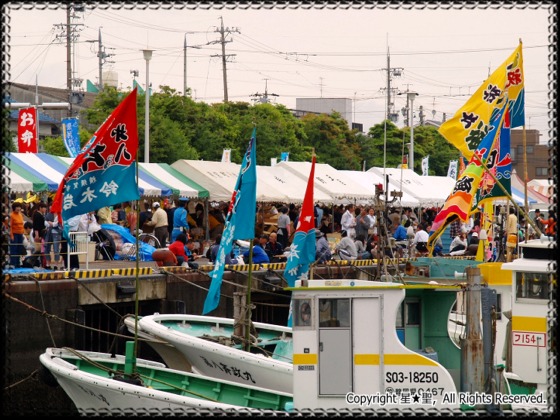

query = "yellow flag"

[439,42,524,160]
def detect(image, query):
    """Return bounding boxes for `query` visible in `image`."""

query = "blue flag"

[283,155,316,326]
[203,127,257,315]
[62,117,81,158]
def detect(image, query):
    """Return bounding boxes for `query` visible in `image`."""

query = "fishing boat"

[498,236,553,411]
[40,346,293,414]
[126,314,293,393]
[289,273,551,413]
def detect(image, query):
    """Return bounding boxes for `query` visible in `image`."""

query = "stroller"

[92,228,116,260]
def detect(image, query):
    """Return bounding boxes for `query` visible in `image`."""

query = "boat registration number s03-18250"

[386,371,439,383]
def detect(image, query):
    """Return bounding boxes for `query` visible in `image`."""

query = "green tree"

[301,112,361,169]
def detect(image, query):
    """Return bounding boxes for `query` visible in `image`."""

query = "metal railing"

[68,231,90,270]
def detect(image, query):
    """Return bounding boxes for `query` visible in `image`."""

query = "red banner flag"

[17,107,38,153]
[51,89,139,223]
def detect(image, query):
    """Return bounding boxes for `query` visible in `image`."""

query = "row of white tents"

[6,153,549,209]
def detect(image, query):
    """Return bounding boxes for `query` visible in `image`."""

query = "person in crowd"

[366,207,377,241]
[184,238,202,269]
[340,204,357,239]
[427,223,444,256]
[126,202,138,235]
[506,207,518,262]
[355,207,369,240]
[335,230,358,260]
[315,230,332,264]
[276,206,291,249]
[450,229,468,254]
[465,231,480,256]
[97,206,113,225]
[168,233,189,266]
[354,234,371,260]
[533,209,546,236]
[258,233,269,249]
[164,198,176,240]
[314,204,324,229]
[171,198,189,242]
[31,202,47,254]
[412,223,429,255]
[449,217,462,240]
[401,208,417,226]
[44,206,63,269]
[207,234,236,265]
[333,204,344,232]
[145,201,169,248]
[243,238,270,264]
[319,215,331,235]
[152,248,178,267]
[22,221,35,256]
[468,218,481,244]
[392,220,408,242]
[139,201,153,234]
[111,203,127,226]
[193,203,205,229]
[264,232,285,262]
[545,214,556,237]
[9,202,25,268]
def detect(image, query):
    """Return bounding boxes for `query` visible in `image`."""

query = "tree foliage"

[38,86,458,176]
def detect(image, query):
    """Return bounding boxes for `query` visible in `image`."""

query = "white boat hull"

[137,314,293,393]
[40,347,287,414]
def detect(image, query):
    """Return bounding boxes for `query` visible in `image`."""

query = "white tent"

[171,160,291,203]
[277,161,375,203]
[340,170,420,208]
[367,167,455,207]
[260,164,334,204]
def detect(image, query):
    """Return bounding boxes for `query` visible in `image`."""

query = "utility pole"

[54,3,84,117]
[212,17,239,103]
[183,33,203,97]
[250,79,279,104]
[382,47,403,123]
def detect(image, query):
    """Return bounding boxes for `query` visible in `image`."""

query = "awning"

[259,164,334,204]
[6,153,181,197]
[277,161,375,203]
[5,155,49,192]
[367,166,456,207]
[139,162,208,199]
[340,170,420,207]
[171,160,291,203]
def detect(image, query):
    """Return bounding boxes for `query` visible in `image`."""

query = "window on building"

[526,145,534,154]
[535,168,548,176]
[510,149,516,161]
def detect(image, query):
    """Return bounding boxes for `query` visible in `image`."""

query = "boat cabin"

[290,279,462,410]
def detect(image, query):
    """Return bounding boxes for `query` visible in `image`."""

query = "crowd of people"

[4,192,556,271]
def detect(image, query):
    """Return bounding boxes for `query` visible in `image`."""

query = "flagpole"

[244,238,255,352]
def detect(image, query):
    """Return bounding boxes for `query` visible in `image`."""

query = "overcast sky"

[7,3,554,141]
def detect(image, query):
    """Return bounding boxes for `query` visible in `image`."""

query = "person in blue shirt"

[171,199,189,242]
[392,220,408,241]
[243,238,270,264]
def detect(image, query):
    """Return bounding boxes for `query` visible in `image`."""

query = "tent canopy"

[367,166,456,207]
[6,153,208,198]
[340,170,420,207]
[139,162,208,199]
[172,160,294,203]
[277,161,375,203]
[259,164,334,204]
